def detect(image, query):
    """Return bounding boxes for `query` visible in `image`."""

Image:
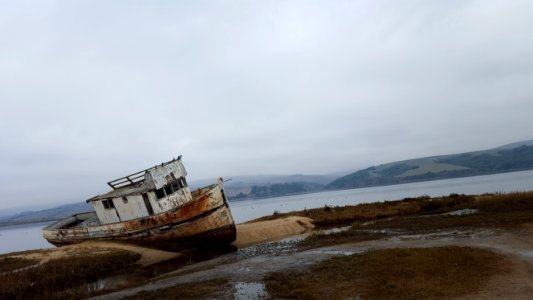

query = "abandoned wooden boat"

[43,156,236,249]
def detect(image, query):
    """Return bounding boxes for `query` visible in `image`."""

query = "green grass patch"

[264,246,509,300]
[397,163,468,177]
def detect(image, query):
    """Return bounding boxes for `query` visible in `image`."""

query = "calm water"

[228,170,533,223]
[2,170,533,254]
[0,221,54,254]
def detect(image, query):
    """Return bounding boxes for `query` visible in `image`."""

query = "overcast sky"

[1,0,533,210]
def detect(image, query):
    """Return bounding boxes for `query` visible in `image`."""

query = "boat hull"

[43,183,236,250]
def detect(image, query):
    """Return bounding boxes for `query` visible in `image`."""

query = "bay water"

[2,170,533,254]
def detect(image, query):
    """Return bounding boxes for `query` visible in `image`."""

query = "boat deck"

[73,215,101,228]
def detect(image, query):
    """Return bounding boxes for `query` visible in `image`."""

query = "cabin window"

[164,185,173,196]
[102,199,115,209]
[156,188,165,199]
[171,181,180,192]
[177,177,184,189]
[156,178,186,200]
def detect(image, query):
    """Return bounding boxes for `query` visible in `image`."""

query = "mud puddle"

[443,208,479,216]
[389,229,496,241]
[234,282,268,299]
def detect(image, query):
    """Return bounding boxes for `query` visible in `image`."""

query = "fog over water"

[1,1,533,210]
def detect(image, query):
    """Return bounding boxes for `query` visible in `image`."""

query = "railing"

[107,156,182,190]
[107,170,147,189]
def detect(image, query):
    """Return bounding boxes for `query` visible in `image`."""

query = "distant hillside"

[327,140,533,190]
[0,202,93,227]
[191,174,341,199]
[231,181,325,200]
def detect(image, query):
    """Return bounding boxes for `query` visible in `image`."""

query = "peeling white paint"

[92,160,193,225]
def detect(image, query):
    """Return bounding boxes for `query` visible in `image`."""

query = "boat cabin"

[86,156,192,225]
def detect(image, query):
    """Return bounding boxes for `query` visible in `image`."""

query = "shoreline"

[3,191,533,299]
[3,168,533,229]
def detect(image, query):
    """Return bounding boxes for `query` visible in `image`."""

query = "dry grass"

[253,191,533,228]
[300,193,533,248]
[123,278,231,300]
[0,249,141,300]
[264,246,510,300]
[252,193,478,227]
[300,230,388,248]
[0,256,39,273]
[352,210,533,234]
[348,192,533,235]
[252,192,533,248]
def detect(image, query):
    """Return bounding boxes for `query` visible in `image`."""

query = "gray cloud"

[1,0,533,209]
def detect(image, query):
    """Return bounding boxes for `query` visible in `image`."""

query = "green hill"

[327,141,533,189]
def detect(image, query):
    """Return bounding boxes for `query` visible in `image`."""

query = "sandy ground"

[233,216,314,248]
[15,241,181,267]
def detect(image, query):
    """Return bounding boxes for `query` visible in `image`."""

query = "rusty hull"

[43,183,236,249]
